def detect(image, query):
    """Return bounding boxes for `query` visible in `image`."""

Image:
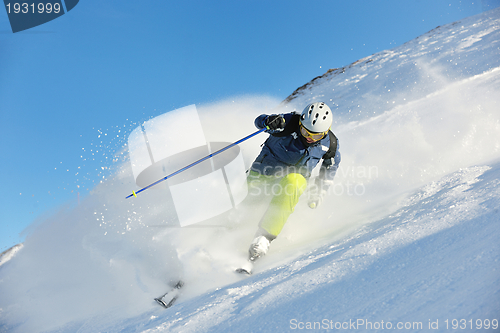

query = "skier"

[239,102,341,273]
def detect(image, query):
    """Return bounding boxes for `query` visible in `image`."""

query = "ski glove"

[265,115,286,131]
[308,190,326,209]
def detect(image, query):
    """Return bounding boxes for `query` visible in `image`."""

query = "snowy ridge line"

[282,56,374,104]
[0,244,23,267]
[335,64,500,134]
[282,8,500,113]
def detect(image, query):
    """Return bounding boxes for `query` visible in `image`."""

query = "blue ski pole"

[126,127,267,199]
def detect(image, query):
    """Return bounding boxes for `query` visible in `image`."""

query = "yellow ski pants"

[247,171,308,237]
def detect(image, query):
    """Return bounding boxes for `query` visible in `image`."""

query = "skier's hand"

[307,189,326,209]
[265,114,286,131]
[308,195,323,209]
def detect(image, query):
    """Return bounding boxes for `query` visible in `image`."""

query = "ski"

[235,260,254,275]
[235,267,252,275]
[154,280,184,309]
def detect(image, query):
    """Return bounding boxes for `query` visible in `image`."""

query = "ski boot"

[236,235,272,275]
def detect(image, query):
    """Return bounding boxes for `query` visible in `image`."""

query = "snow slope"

[1,8,500,333]
[137,164,500,333]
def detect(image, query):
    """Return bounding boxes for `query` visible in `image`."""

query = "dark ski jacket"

[250,112,341,189]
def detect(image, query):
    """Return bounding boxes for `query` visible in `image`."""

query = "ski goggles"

[299,123,327,141]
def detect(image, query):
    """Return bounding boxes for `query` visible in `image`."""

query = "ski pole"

[125,127,268,199]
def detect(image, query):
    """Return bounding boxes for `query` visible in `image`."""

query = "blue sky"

[1,0,499,252]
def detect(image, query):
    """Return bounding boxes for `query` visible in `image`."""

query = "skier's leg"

[247,173,307,262]
[240,171,276,263]
[258,172,308,238]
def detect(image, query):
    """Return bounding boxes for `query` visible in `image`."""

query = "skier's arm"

[308,134,341,209]
[316,147,341,191]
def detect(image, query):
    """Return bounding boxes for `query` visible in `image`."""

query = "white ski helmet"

[300,102,332,133]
